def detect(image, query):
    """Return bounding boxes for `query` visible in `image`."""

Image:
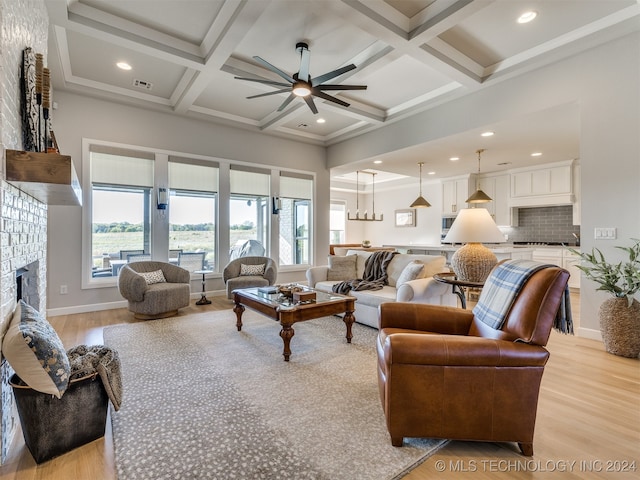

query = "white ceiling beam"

[409,0,494,44]
[174,1,271,113]
[326,0,481,87]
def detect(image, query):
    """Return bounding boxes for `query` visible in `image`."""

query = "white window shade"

[230,169,269,196]
[91,152,154,187]
[169,162,218,193]
[280,175,312,199]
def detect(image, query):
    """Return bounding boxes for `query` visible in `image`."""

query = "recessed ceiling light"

[373,160,382,164]
[531,152,542,157]
[481,131,494,137]
[427,171,436,175]
[316,118,326,124]
[517,11,538,24]
[116,62,132,71]
[449,157,459,161]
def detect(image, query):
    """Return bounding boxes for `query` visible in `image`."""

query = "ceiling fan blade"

[277,93,296,111]
[311,64,357,87]
[298,46,310,82]
[313,90,350,108]
[304,96,318,114]
[253,56,295,83]
[316,84,367,91]
[247,89,290,99]
[235,76,290,88]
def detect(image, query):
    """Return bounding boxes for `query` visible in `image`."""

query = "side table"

[433,272,484,309]
[194,269,213,305]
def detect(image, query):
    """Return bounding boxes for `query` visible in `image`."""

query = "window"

[89,149,154,278]
[279,174,312,265]
[83,140,317,286]
[169,159,218,271]
[229,167,270,259]
[330,202,346,244]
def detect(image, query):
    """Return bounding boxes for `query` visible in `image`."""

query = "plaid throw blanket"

[473,260,573,334]
[332,250,398,295]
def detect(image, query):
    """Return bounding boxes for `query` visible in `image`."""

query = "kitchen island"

[383,243,580,289]
[382,244,535,264]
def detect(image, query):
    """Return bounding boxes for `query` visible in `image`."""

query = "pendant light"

[465,149,492,204]
[410,162,431,208]
[347,171,384,221]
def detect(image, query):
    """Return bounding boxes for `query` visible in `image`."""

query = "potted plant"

[568,239,640,358]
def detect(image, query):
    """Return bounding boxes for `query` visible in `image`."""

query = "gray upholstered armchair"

[118,261,191,319]
[223,256,278,299]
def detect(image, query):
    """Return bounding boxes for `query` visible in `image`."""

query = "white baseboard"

[47,289,227,317]
[577,327,603,342]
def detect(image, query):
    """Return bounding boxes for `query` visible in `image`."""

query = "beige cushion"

[396,261,426,287]
[2,301,70,398]
[327,254,357,281]
[346,250,374,278]
[139,269,166,285]
[387,254,445,287]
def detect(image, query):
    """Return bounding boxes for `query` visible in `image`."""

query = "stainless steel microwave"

[442,216,455,230]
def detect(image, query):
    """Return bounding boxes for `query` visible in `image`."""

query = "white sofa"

[306,250,457,328]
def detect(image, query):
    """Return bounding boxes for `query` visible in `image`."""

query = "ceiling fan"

[235,42,367,114]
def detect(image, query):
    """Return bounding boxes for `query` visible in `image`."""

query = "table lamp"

[442,208,505,282]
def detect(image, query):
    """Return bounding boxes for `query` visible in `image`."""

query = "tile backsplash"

[504,205,581,244]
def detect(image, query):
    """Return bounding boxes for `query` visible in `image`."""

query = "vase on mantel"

[599,297,640,358]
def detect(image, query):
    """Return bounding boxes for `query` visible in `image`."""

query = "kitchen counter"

[383,244,536,254]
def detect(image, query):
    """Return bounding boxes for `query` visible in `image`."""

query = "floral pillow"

[240,263,266,276]
[2,301,70,398]
[139,269,167,285]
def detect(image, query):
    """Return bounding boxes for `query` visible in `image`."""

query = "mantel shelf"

[4,149,82,206]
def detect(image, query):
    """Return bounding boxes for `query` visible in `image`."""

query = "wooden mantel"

[4,149,82,206]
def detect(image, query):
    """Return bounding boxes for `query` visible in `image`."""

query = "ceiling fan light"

[466,189,493,203]
[292,81,311,97]
[410,196,431,208]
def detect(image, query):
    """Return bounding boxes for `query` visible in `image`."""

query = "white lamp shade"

[442,208,505,244]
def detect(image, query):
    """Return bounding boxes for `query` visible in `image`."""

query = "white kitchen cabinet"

[442,176,474,215]
[509,161,575,207]
[510,249,533,261]
[512,165,571,197]
[532,247,580,289]
[563,249,581,289]
[478,173,513,226]
[532,248,563,267]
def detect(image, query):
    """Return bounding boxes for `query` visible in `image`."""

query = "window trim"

[81,138,317,289]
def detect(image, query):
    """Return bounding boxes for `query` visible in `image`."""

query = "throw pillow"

[2,301,70,398]
[327,254,357,281]
[139,269,167,285]
[396,260,426,287]
[240,263,266,276]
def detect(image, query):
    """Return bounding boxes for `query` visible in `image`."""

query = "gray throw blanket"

[473,260,573,335]
[67,345,123,411]
[332,250,398,295]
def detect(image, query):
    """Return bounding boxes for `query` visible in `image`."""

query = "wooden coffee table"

[233,287,356,361]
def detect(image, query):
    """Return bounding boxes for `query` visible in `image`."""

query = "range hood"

[509,193,574,208]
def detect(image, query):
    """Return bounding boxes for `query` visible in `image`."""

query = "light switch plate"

[594,227,617,239]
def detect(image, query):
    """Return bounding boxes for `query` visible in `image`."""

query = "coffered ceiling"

[45,0,640,180]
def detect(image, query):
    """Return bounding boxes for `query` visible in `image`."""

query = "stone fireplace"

[0,0,50,464]
[0,181,48,463]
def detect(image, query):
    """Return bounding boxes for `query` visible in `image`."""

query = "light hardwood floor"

[1,293,638,479]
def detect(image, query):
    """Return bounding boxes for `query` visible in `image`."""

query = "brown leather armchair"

[376,264,569,456]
